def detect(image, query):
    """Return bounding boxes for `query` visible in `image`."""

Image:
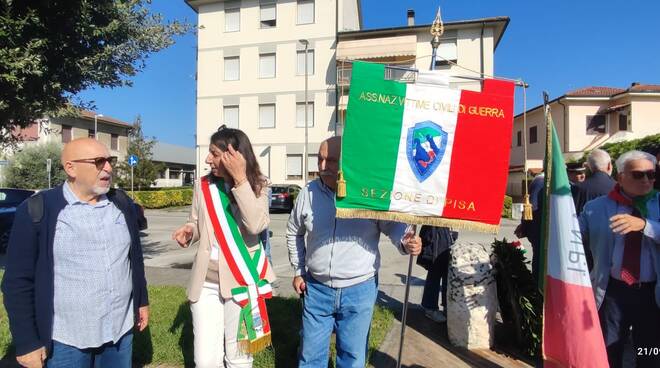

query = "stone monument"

[446,242,498,349]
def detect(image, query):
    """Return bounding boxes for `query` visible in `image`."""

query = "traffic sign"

[128,155,139,167]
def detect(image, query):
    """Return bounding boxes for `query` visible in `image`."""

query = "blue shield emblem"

[406,121,448,182]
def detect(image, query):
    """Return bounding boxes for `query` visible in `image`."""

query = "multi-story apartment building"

[187,0,509,186]
[6,110,130,161]
[187,0,361,185]
[507,83,660,198]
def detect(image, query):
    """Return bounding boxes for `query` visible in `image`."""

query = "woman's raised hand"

[220,144,248,185]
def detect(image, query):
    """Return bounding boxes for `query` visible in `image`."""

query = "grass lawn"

[0,272,394,367]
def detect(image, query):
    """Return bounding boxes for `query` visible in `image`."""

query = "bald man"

[286,136,421,368]
[2,138,149,368]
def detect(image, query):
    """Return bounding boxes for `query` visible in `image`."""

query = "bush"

[130,188,193,208]
[580,133,660,174]
[3,142,66,189]
[502,195,512,218]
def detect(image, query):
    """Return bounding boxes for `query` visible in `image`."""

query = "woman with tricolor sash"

[172,126,275,368]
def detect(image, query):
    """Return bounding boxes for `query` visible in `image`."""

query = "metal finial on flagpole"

[429,7,444,70]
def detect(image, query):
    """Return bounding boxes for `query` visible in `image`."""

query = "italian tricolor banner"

[540,112,608,367]
[337,61,515,232]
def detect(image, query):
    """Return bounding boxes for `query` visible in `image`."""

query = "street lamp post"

[299,39,309,184]
[94,113,103,140]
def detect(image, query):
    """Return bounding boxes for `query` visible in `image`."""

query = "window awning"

[337,35,417,60]
[600,103,630,114]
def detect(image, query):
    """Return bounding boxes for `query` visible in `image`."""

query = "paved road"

[141,207,530,303]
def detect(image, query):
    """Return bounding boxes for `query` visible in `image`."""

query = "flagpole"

[395,8,444,368]
[539,91,553,365]
[396,251,415,368]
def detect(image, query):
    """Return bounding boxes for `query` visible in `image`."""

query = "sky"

[78,1,660,148]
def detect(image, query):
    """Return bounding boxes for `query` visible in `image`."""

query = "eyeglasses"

[628,170,656,181]
[70,156,117,170]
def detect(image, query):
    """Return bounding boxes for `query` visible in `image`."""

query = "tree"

[0,0,191,144]
[114,115,163,190]
[3,142,66,189]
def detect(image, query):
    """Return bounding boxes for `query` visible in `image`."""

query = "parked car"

[269,184,301,212]
[0,188,36,253]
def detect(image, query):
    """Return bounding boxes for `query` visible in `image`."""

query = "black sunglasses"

[71,156,118,170]
[629,170,656,180]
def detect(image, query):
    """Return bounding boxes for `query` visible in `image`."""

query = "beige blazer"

[185,177,275,302]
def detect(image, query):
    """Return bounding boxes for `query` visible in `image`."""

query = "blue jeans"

[299,276,378,368]
[47,331,133,368]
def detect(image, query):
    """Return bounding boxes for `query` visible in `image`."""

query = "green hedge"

[130,188,193,209]
[578,133,660,174]
[502,195,512,218]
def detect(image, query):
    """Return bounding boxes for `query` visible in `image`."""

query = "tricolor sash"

[201,176,272,353]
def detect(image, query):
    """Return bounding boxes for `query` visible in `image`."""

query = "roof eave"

[337,16,510,39]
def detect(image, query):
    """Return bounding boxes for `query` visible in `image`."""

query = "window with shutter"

[296,50,314,75]
[259,53,276,78]
[224,106,239,128]
[225,8,240,32]
[307,154,319,179]
[259,104,276,128]
[260,1,276,28]
[296,102,314,127]
[435,39,458,66]
[224,57,240,81]
[286,155,302,180]
[297,0,314,24]
[61,125,72,143]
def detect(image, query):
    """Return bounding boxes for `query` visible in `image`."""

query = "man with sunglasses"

[578,150,660,368]
[2,138,149,368]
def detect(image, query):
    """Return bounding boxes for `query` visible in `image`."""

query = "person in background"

[417,226,458,323]
[654,149,660,191]
[575,149,616,215]
[566,162,586,184]
[259,184,273,262]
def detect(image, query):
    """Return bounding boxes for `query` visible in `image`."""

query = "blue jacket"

[578,192,660,309]
[1,186,149,356]
[574,171,616,215]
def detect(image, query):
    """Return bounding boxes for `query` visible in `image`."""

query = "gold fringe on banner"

[238,333,272,354]
[335,208,499,234]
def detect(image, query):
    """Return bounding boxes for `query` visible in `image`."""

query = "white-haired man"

[578,150,659,368]
[575,148,616,215]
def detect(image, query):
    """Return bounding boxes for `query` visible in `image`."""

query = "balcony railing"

[337,63,416,87]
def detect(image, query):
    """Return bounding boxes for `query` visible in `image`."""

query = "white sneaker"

[424,309,447,323]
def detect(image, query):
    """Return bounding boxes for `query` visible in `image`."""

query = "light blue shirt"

[52,182,133,348]
[286,179,407,288]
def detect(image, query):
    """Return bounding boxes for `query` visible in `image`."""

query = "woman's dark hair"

[210,126,264,196]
